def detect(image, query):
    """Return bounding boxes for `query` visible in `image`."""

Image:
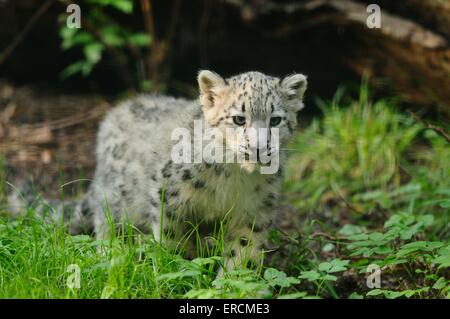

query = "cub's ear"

[280,73,308,101]
[198,70,226,108]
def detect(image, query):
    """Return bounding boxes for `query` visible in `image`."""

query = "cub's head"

[197,70,307,173]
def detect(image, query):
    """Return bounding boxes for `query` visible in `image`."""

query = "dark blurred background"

[0,0,449,196]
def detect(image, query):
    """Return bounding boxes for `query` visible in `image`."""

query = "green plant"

[297,259,349,297]
[282,84,449,299]
[58,0,151,89]
[285,84,423,211]
[0,158,5,207]
[336,213,449,298]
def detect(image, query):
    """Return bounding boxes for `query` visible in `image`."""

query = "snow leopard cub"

[70,70,307,270]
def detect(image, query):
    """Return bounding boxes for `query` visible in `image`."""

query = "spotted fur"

[65,70,307,269]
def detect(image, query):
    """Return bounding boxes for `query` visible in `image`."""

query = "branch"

[140,0,156,42]
[165,0,182,50]
[409,111,450,144]
[140,0,182,93]
[324,0,447,48]
[224,0,447,49]
[0,0,55,65]
[140,0,158,91]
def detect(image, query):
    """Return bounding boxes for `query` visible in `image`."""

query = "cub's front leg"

[222,210,275,273]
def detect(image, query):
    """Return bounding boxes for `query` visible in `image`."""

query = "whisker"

[60,179,93,189]
[194,146,303,152]
[278,148,303,152]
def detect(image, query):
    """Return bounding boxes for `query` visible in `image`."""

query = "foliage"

[281,84,449,298]
[0,86,448,298]
[286,84,425,210]
[58,0,150,87]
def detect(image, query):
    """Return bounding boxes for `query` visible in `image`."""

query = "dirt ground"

[0,80,112,198]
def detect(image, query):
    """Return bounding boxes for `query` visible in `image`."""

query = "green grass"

[0,84,449,298]
[0,213,298,298]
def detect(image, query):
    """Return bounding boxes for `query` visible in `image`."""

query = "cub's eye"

[270,116,282,126]
[232,116,246,126]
